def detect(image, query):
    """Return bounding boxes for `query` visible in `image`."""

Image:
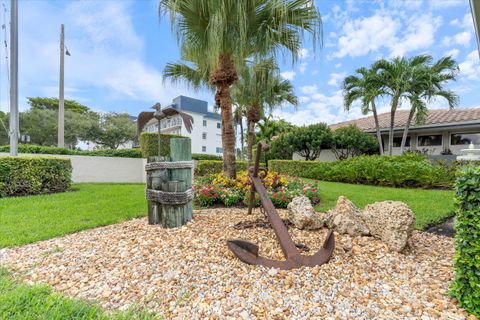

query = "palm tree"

[159,0,322,178]
[343,66,385,154]
[232,59,298,165]
[373,55,433,155]
[398,56,459,153]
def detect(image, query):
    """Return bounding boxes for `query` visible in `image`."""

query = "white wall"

[0,153,147,183]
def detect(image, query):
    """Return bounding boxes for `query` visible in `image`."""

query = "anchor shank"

[251,176,300,260]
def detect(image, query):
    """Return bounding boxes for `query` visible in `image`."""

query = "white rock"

[287,196,324,230]
[326,196,370,236]
[362,201,415,252]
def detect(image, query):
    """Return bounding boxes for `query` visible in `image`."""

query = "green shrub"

[451,166,480,317]
[83,148,142,158]
[195,161,250,176]
[270,153,455,188]
[0,144,143,158]
[191,153,222,161]
[139,132,182,158]
[331,125,379,159]
[0,156,72,197]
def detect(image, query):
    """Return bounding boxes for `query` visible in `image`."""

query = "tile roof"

[330,108,480,131]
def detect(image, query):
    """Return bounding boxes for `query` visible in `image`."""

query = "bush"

[0,144,143,158]
[450,166,480,317]
[270,153,455,188]
[139,132,182,158]
[191,153,222,160]
[0,157,72,197]
[195,161,251,176]
[285,123,332,160]
[331,125,379,159]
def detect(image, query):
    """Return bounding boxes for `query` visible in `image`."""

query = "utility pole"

[9,0,18,156]
[58,24,65,148]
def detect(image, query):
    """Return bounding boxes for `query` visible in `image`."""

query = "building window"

[216,147,223,153]
[202,146,206,152]
[203,120,207,126]
[392,137,410,147]
[217,122,221,129]
[202,132,207,139]
[418,135,442,147]
[451,132,480,145]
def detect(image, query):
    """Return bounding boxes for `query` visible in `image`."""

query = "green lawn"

[0,184,146,248]
[311,180,454,229]
[0,182,454,248]
[0,268,158,320]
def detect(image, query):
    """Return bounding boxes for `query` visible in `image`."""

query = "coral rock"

[362,201,415,252]
[327,196,370,236]
[287,196,324,230]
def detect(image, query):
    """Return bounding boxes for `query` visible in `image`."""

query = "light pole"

[58,24,65,148]
[472,0,480,58]
[9,0,18,156]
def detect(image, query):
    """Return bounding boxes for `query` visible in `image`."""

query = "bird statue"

[136,102,194,157]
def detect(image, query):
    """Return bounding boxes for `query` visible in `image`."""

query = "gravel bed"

[0,208,471,319]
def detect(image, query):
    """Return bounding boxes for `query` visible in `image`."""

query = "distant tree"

[83,113,135,149]
[19,109,98,148]
[255,117,295,144]
[267,133,295,160]
[286,123,332,161]
[0,111,9,145]
[343,66,385,154]
[331,125,379,160]
[27,97,90,114]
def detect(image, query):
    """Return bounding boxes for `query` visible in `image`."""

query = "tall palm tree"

[343,66,385,154]
[398,56,459,153]
[373,55,433,155]
[160,0,321,178]
[232,59,298,165]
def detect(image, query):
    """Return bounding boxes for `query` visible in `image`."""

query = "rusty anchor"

[227,141,335,270]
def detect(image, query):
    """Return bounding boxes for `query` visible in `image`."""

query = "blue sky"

[0,0,479,126]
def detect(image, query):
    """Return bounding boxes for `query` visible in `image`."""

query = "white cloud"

[459,51,480,80]
[298,62,307,74]
[389,14,442,57]
[280,71,296,80]
[298,48,309,59]
[9,1,190,112]
[429,0,464,9]
[299,96,311,103]
[445,48,460,58]
[311,70,319,76]
[334,13,400,58]
[327,72,347,87]
[442,31,472,47]
[300,85,318,95]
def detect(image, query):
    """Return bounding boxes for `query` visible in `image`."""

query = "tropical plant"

[331,125,379,160]
[81,113,136,149]
[343,66,385,154]
[232,59,298,165]
[255,117,296,143]
[27,97,90,114]
[286,123,332,160]
[398,56,459,153]
[160,0,322,178]
[373,55,458,155]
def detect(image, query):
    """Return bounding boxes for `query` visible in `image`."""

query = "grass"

[0,183,146,248]
[309,180,454,230]
[0,181,454,248]
[0,268,158,320]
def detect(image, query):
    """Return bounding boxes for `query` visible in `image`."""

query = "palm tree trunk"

[400,107,415,154]
[210,55,238,179]
[217,85,237,178]
[388,96,399,156]
[371,101,383,155]
[239,118,244,160]
[246,119,255,166]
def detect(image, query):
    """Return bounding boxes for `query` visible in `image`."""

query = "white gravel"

[0,208,471,319]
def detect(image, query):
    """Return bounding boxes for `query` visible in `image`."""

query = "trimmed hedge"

[195,161,249,176]
[451,166,480,316]
[0,156,72,197]
[0,144,143,158]
[139,132,223,160]
[269,154,455,188]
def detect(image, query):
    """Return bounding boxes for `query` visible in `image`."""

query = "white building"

[143,96,223,156]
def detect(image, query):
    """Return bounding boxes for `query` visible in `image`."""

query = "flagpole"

[9,0,18,156]
[58,24,65,147]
